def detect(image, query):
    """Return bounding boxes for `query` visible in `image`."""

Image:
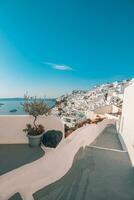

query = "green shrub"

[22,95,50,135]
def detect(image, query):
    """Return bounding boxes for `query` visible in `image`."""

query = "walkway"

[33,125,134,200]
[91,124,123,150]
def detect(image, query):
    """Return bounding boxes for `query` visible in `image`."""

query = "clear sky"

[0,0,134,98]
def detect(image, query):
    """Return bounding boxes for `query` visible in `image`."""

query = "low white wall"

[119,83,134,166]
[84,110,100,120]
[0,115,64,144]
[105,114,119,120]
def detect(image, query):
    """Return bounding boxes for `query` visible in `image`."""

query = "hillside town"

[52,79,134,130]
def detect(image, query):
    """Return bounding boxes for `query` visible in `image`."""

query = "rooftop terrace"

[0,144,44,175]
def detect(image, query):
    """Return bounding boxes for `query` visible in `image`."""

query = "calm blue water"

[0,98,56,115]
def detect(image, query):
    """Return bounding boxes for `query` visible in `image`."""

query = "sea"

[0,98,56,115]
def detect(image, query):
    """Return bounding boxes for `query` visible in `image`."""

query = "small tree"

[22,95,50,135]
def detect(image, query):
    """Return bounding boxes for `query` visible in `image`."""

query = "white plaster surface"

[84,110,104,120]
[95,105,120,115]
[0,119,115,200]
[0,115,64,144]
[119,83,134,166]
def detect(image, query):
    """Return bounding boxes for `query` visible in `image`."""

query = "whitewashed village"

[0,79,134,200]
[52,79,133,131]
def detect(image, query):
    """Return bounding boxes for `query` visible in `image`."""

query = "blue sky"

[0,0,134,97]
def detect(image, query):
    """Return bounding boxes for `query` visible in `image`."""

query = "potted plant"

[22,96,50,147]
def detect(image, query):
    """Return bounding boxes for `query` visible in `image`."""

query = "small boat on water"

[10,109,17,113]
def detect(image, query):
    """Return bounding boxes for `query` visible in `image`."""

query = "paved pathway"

[91,124,123,150]
[33,125,134,200]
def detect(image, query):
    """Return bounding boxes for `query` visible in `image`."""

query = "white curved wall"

[0,115,64,144]
[119,83,134,166]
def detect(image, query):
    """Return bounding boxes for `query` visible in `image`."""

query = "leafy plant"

[22,95,50,135]
[23,124,45,136]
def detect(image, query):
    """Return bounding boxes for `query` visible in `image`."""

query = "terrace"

[0,116,133,200]
[0,144,44,175]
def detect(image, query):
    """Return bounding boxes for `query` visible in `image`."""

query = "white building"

[119,83,134,166]
[95,105,120,115]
